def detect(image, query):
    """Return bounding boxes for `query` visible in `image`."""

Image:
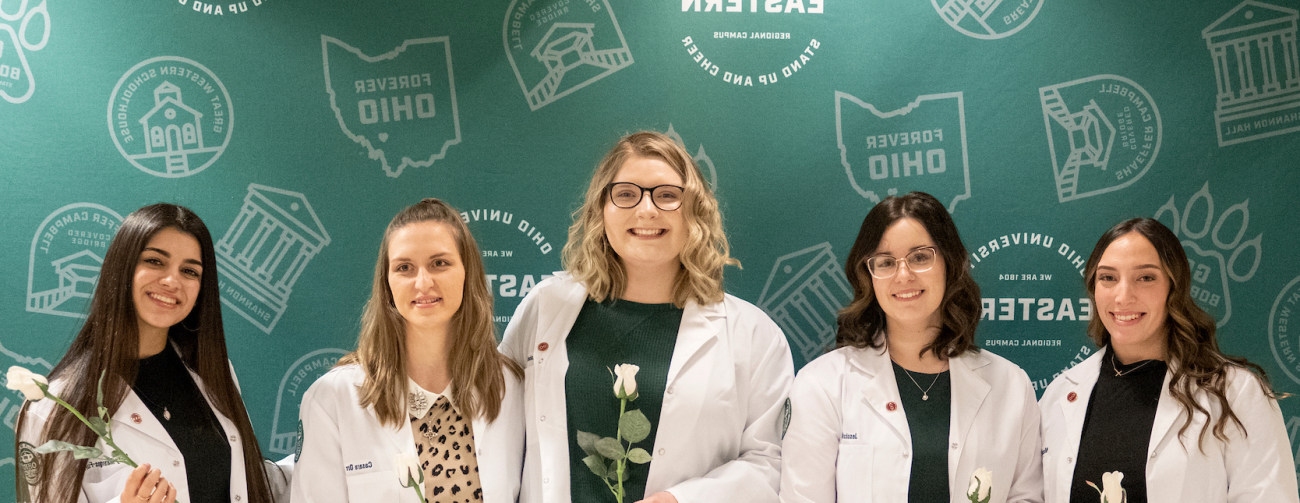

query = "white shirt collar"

[407,379,452,419]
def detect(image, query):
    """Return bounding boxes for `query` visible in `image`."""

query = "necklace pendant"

[163,407,171,421]
[922,394,929,401]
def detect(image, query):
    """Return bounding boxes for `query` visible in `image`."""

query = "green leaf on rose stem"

[583,454,608,477]
[626,448,652,464]
[96,371,106,411]
[619,409,651,444]
[33,440,104,460]
[595,437,625,460]
[577,430,602,456]
[87,417,109,437]
[606,460,619,481]
[620,466,630,482]
[111,450,134,466]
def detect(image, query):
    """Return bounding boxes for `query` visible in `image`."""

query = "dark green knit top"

[565,298,682,502]
[891,360,952,503]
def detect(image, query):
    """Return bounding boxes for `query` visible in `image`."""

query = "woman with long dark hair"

[781,192,1043,503]
[15,203,289,503]
[291,198,524,503]
[1039,218,1298,503]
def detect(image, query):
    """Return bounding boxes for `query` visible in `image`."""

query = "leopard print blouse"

[411,393,482,503]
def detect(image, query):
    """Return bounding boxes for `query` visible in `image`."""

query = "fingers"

[138,468,163,500]
[120,464,150,501]
[150,479,176,503]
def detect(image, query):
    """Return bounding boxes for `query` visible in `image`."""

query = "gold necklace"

[1111,351,1154,377]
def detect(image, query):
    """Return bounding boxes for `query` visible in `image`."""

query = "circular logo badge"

[1269,275,1300,385]
[107,56,232,178]
[18,442,42,485]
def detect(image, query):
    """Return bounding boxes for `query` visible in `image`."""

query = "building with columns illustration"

[758,242,854,364]
[216,184,330,334]
[1203,0,1300,145]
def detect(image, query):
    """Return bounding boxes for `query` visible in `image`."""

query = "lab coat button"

[902,452,910,458]
[950,442,958,450]
[540,415,546,421]
[658,448,666,455]
[1066,457,1073,463]
[229,435,238,442]
[173,460,180,467]
[544,478,550,484]
[667,387,673,394]
[1150,452,1156,459]
[235,496,241,501]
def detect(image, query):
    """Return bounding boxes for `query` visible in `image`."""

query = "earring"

[180,317,201,332]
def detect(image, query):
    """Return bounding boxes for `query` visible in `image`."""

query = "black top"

[891,360,951,503]
[1069,350,1167,503]
[565,299,683,503]
[134,346,232,503]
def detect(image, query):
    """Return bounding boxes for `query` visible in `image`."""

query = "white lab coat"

[290,363,524,503]
[17,359,292,503]
[1039,347,1299,503]
[780,344,1044,503]
[498,273,794,503]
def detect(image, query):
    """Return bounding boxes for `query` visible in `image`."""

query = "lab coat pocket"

[836,443,874,501]
[346,470,403,503]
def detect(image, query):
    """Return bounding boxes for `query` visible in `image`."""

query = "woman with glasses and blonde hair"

[500,131,794,503]
[780,192,1043,503]
[1038,217,1296,503]
[291,198,524,503]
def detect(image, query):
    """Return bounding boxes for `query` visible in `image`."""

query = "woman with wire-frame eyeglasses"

[780,191,1044,503]
[499,131,794,503]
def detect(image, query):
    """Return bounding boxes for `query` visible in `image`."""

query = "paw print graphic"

[1154,182,1262,327]
[0,0,49,104]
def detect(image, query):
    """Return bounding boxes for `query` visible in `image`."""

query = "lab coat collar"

[117,343,237,448]
[665,299,724,387]
[1056,347,1106,456]
[408,379,453,419]
[949,350,991,460]
[531,272,588,359]
[846,344,912,449]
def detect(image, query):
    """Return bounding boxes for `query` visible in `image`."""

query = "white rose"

[613,364,640,398]
[6,366,49,401]
[394,452,422,487]
[967,467,992,501]
[1099,471,1124,503]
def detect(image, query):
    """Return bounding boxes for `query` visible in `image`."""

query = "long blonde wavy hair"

[562,131,739,307]
[339,198,522,427]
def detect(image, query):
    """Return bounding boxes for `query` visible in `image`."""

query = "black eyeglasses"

[606,182,685,211]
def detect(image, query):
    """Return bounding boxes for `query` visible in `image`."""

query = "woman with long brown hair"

[14,203,290,503]
[780,192,1043,503]
[1039,217,1298,503]
[291,198,523,503]
[499,131,794,503]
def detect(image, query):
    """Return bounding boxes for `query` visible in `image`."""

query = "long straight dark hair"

[1083,217,1275,450]
[14,203,279,503]
[836,192,982,359]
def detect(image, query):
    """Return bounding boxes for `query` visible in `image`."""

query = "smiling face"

[387,221,466,334]
[870,218,946,331]
[1094,232,1170,361]
[133,227,203,342]
[603,155,687,277]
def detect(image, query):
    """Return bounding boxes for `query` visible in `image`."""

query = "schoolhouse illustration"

[758,243,854,363]
[27,249,103,314]
[1203,0,1300,146]
[527,22,632,109]
[137,81,205,174]
[216,184,331,334]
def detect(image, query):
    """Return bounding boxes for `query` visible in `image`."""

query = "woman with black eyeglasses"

[499,131,794,503]
[780,192,1043,503]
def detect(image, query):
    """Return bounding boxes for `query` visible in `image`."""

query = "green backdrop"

[3,0,1299,499]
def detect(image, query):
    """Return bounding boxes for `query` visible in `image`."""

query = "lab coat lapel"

[949,351,991,481]
[664,299,722,390]
[1053,349,1103,502]
[849,346,911,448]
[534,277,588,356]
[1146,370,1185,503]
[115,391,180,453]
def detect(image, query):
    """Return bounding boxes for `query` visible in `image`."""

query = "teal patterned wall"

[2,0,1299,499]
